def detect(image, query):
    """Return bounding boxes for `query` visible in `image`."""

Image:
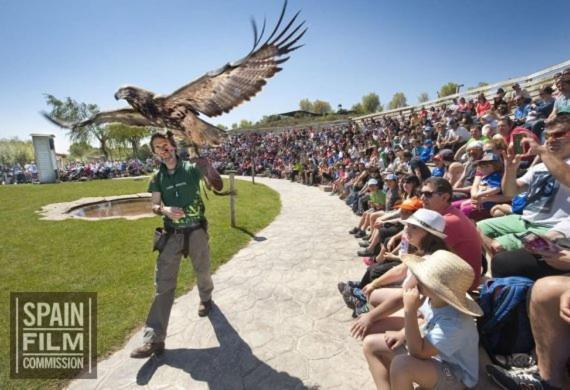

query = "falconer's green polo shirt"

[148,159,205,228]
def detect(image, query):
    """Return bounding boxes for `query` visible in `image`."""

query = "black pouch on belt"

[153,227,170,252]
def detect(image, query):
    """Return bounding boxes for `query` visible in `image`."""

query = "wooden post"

[227,170,237,227]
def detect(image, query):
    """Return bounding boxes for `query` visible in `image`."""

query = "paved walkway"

[69,177,373,389]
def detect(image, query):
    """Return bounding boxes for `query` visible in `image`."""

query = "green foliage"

[44,94,112,159]
[312,99,332,114]
[107,123,150,158]
[361,93,382,114]
[216,124,228,131]
[468,81,489,91]
[351,103,364,115]
[418,92,430,103]
[239,119,254,129]
[299,98,313,112]
[388,92,408,110]
[0,178,280,389]
[439,82,460,98]
[0,138,34,166]
[68,142,97,161]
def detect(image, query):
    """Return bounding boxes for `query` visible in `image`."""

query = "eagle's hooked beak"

[114,88,128,101]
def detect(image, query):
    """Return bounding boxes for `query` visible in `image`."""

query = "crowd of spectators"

[207,69,570,389]
[1,158,155,184]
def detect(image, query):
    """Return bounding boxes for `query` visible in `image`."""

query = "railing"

[352,59,570,124]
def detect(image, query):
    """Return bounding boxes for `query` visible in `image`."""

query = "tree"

[0,138,34,166]
[312,100,332,115]
[107,123,150,158]
[388,92,408,110]
[216,124,228,131]
[68,142,97,161]
[418,92,430,103]
[351,103,364,115]
[44,94,112,159]
[239,119,254,129]
[299,98,313,112]
[438,82,460,98]
[468,81,489,91]
[361,93,382,114]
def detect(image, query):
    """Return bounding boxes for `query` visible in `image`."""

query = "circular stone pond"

[39,193,154,221]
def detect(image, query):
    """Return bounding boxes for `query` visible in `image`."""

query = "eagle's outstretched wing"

[41,108,153,130]
[162,0,306,118]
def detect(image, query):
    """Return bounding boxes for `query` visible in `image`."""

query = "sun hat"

[395,197,423,212]
[404,209,447,239]
[367,178,379,186]
[402,250,483,317]
[385,173,397,181]
[467,140,484,150]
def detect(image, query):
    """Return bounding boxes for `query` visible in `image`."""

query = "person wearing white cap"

[363,250,482,389]
[353,209,450,341]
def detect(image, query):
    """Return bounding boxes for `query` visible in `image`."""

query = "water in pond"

[68,198,153,219]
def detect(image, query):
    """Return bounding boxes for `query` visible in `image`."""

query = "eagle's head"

[114,86,153,103]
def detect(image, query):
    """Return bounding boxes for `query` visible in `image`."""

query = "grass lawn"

[0,177,280,389]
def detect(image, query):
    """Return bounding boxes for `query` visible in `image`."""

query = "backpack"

[477,277,535,360]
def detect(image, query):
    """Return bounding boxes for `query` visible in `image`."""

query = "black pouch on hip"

[153,227,169,252]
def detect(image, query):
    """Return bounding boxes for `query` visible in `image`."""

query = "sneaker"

[342,294,361,309]
[357,249,374,257]
[355,230,367,239]
[362,234,371,241]
[348,227,360,235]
[354,303,370,316]
[358,241,370,248]
[198,300,213,317]
[337,282,347,295]
[495,352,537,369]
[130,341,165,359]
[486,364,548,390]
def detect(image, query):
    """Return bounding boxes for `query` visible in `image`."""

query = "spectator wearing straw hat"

[363,250,482,389]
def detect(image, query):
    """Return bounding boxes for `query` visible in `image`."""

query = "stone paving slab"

[67,177,498,389]
[68,177,372,390]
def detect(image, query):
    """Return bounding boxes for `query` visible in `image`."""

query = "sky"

[1,0,569,153]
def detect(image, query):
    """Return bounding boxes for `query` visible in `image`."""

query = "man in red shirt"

[420,177,482,289]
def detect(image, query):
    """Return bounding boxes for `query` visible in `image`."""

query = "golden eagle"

[42,1,306,153]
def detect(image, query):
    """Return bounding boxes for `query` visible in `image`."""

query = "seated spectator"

[350,209,450,340]
[525,85,555,138]
[416,139,434,163]
[493,87,508,111]
[486,275,570,390]
[450,141,485,198]
[546,69,570,122]
[420,177,482,288]
[431,149,453,178]
[349,178,386,238]
[409,152,432,181]
[492,218,570,280]
[478,115,570,255]
[454,124,490,161]
[513,95,532,125]
[508,82,532,107]
[384,173,401,211]
[452,152,504,220]
[363,250,482,389]
[476,93,492,118]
